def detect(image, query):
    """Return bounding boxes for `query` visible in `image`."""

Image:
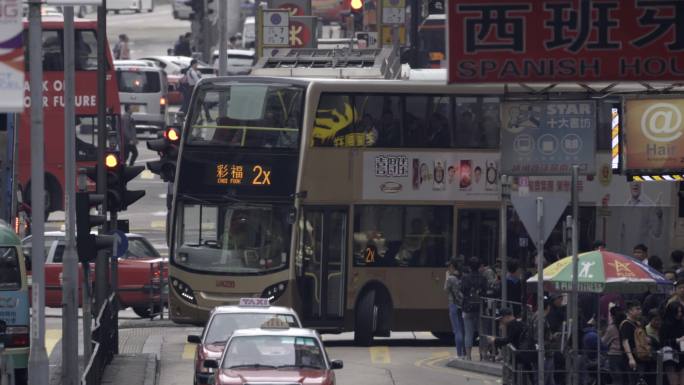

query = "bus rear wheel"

[354,290,377,346]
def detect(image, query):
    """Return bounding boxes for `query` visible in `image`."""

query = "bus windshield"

[175,203,292,274]
[186,83,304,149]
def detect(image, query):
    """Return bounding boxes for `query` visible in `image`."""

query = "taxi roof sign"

[260,317,290,329]
[239,298,270,307]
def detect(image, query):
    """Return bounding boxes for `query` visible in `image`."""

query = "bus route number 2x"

[252,165,272,186]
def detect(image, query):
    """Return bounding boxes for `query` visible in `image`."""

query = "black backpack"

[461,273,486,313]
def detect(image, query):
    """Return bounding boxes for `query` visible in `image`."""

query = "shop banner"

[448,0,684,83]
[0,0,23,112]
[500,101,596,176]
[362,151,500,201]
[624,99,684,173]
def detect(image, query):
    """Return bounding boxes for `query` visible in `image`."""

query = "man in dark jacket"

[461,257,488,360]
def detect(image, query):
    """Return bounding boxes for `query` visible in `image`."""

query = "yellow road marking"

[46,329,62,356]
[369,346,390,364]
[140,170,155,180]
[182,343,197,360]
[150,220,166,229]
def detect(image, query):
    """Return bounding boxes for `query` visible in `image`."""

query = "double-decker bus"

[169,77,679,344]
[18,15,122,219]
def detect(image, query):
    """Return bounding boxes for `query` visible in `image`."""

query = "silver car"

[115,60,168,135]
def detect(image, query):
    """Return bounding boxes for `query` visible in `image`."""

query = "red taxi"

[188,298,302,385]
[203,325,343,385]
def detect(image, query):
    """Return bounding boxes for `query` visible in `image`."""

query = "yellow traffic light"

[166,127,180,142]
[105,153,119,169]
[350,0,362,11]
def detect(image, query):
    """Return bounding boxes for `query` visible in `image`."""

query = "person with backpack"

[179,59,201,114]
[660,301,684,385]
[112,34,130,60]
[460,257,488,360]
[620,300,649,385]
[444,257,465,359]
[603,305,627,385]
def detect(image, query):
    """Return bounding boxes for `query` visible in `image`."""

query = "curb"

[120,319,187,329]
[143,353,159,385]
[446,358,503,377]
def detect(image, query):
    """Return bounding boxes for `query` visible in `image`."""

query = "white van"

[108,0,153,13]
[115,60,168,136]
[172,0,192,19]
[242,16,255,49]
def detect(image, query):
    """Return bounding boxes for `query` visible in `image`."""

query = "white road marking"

[140,169,155,179]
[153,211,168,217]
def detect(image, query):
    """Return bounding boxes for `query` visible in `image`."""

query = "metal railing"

[81,293,116,385]
[501,345,666,385]
[478,297,524,362]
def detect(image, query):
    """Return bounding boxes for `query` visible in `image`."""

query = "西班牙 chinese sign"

[448,0,684,83]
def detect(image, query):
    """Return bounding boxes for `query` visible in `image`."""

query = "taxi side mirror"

[330,360,343,370]
[204,360,219,369]
[187,335,201,344]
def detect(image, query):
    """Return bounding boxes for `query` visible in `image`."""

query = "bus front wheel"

[354,290,377,346]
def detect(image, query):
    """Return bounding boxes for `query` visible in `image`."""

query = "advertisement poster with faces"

[362,151,500,201]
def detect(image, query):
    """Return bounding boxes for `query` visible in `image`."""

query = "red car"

[203,326,343,385]
[188,299,302,385]
[23,232,167,318]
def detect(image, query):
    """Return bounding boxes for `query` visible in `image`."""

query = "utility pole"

[62,5,79,385]
[27,0,49,382]
[218,0,227,77]
[95,0,109,311]
[570,165,580,385]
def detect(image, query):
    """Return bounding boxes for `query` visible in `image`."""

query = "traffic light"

[104,154,146,212]
[350,0,363,13]
[146,126,181,183]
[76,192,113,263]
[185,0,203,19]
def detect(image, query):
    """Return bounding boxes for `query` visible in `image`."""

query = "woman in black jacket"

[660,301,684,385]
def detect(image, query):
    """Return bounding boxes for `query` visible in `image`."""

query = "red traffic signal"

[350,0,362,12]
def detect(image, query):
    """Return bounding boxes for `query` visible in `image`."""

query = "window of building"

[453,97,500,148]
[25,29,99,71]
[353,205,452,267]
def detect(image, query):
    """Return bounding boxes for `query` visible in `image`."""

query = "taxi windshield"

[223,335,325,370]
[204,313,299,344]
[0,247,21,290]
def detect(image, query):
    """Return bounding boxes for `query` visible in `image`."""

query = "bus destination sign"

[216,163,272,186]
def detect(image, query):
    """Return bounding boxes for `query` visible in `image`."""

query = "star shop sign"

[447,0,684,83]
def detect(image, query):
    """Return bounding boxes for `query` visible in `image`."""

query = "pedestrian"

[530,296,561,385]
[668,279,684,308]
[620,301,648,385]
[113,34,130,60]
[460,257,488,360]
[633,244,649,265]
[671,249,684,274]
[660,301,684,385]
[228,36,238,49]
[593,240,607,251]
[122,105,138,166]
[179,59,201,114]
[488,308,534,384]
[602,305,627,385]
[505,259,523,317]
[444,257,465,359]
[175,33,192,57]
[546,293,565,333]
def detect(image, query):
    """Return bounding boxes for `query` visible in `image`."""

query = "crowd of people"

[445,243,684,385]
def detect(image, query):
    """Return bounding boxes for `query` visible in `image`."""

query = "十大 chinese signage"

[362,151,500,201]
[624,99,684,173]
[447,0,684,83]
[0,0,23,112]
[500,101,596,176]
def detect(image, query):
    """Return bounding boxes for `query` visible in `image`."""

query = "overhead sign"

[269,0,311,16]
[500,101,596,176]
[624,99,684,174]
[511,195,569,245]
[447,0,684,83]
[289,16,317,48]
[0,0,24,112]
[379,0,406,46]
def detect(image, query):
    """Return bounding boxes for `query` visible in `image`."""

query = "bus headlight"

[171,277,197,304]
[261,281,288,302]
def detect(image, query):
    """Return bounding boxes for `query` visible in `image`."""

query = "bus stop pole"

[536,197,544,385]
[218,0,227,77]
[27,0,50,383]
[62,6,80,385]
[570,165,580,385]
